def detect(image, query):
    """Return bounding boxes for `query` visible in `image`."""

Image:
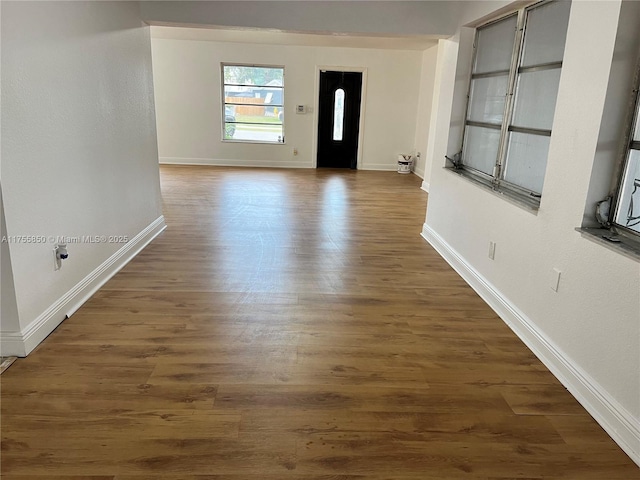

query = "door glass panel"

[474,15,518,74]
[503,132,550,194]
[467,75,509,124]
[333,89,345,141]
[462,125,501,175]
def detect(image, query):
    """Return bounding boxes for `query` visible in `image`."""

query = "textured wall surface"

[1,1,163,332]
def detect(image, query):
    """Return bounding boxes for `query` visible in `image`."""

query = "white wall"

[423,0,640,464]
[1,1,165,356]
[1,185,20,336]
[421,37,463,195]
[151,32,423,171]
[413,45,439,182]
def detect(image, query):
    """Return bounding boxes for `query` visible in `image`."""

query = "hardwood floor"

[1,165,637,478]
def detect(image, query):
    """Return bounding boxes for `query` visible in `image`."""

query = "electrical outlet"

[550,267,561,292]
[488,241,496,260]
[54,243,69,270]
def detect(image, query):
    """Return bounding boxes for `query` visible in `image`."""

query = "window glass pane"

[224,86,283,107]
[521,0,571,67]
[634,109,640,143]
[468,75,509,124]
[512,68,562,130]
[225,112,282,128]
[229,123,284,143]
[614,149,640,232]
[474,15,517,74]
[333,89,345,141]
[503,132,550,193]
[462,126,501,175]
[223,65,284,143]
[223,66,284,87]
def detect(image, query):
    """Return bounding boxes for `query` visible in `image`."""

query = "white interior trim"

[312,65,368,170]
[0,333,26,358]
[421,181,430,192]
[0,216,166,357]
[360,163,398,172]
[421,223,640,467]
[159,157,314,169]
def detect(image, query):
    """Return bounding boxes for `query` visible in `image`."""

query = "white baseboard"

[360,163,399,172]
[421,181,430,193]
[421,224,640,467]
[160,157,314,169]
[0,216,166,357]
[161,158,413,173]
[0,333,27,358]
[413,167,425,179]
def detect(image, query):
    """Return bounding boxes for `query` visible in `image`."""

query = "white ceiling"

[150,25,441,51]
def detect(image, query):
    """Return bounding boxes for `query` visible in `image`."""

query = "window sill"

[577,227,640,263]
[444,166,540,213]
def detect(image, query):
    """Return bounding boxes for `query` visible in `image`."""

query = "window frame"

[455,0,568,208]
[220,63,286,145]
[609,63,640,245]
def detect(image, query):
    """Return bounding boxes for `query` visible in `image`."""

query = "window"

[222,64,285,143]
[456,0,571,206]
[611,70,640,238]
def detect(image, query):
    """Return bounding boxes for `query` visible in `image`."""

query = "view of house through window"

[222,64,284,143]
[459,0,571,202]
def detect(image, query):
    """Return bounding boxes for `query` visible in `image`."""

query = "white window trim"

[221,63,286,145]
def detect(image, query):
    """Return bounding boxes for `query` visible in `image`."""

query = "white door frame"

[312,65,368,169]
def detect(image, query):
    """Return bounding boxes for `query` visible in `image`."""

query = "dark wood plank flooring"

[1,166,637,478]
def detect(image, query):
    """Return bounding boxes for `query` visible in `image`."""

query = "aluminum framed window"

[611,68,640,241]
[221,64,285,144]
[457,0,571,206]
